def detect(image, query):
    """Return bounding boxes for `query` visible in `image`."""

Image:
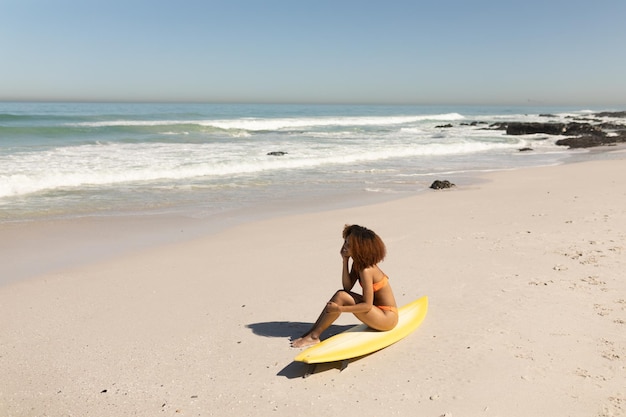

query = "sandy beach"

[1,154,625,417]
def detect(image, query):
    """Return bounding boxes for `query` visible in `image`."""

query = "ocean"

[0,102,620,224]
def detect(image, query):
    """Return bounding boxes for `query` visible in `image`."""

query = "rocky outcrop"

[505,122,566,135]
[556,132,626,148]
[501,121,606,137]
[563,122,605,136]
[485,114,626,148]
[555,136,610,148]
[444,111,626,149]
[595,111,626,118]
[461,121,487,126]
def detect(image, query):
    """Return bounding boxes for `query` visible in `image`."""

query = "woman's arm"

[341,257,358,291]
[337,267,375,313]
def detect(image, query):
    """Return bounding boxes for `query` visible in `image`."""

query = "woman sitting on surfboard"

[291,224,398,348]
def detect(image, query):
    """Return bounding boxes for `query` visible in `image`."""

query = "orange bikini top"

[359,275,389,292]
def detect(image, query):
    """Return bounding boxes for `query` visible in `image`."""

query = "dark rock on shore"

[461,121,487,126]
[599,122,626,130]
[476,110,626,148]
[487,122,507,131]
[505,122,566,135]
[503,121,603,137]
[563,122,604,136]
[430,180,455,190]
[556,132,626,148]
[267,151,288,156]
[487,116,626,148]
[595,111,626,118]
[555,136,609,148]
[436,124,453,128]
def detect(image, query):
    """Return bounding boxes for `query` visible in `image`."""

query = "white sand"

[1,156,625,417]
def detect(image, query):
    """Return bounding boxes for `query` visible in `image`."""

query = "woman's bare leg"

[291,290,358,348]
[354,308,398,331]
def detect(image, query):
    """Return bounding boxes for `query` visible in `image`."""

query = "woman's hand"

[325,302,341,313]
[340,238,351,259]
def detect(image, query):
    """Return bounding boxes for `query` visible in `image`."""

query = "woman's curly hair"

[343,224,386,270]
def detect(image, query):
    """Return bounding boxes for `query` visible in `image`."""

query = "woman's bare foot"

[291,335,320,348]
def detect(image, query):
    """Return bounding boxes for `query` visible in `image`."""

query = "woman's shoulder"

[359,264,382,277]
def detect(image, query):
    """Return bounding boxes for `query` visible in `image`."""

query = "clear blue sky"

[2,0,625,105]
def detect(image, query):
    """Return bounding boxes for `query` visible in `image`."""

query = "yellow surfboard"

[294,296,428,365]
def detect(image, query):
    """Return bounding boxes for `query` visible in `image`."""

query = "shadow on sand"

[276,357,370,379]
[246,321,354,340]
[246,321,356,379]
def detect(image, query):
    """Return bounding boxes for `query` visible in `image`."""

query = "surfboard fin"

[303,364,316,378]
[303,359,349,377]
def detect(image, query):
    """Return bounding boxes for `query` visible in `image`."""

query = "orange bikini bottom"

[377,305,398,313]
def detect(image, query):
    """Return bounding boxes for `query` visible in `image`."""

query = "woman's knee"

[330,290,354,304]
[330,289,347,301]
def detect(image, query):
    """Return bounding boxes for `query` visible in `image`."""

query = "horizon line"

[1,98,624,108]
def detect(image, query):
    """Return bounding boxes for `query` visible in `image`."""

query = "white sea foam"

[69,120,185,127]
[2,102,607,221]
[0,136,525,199]
[207,113,466,131]
[68,113,466,131]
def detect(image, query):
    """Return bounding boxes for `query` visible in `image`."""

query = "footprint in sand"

[599,339,621,362]
[594,304,612,317]
[582,275,606,286]
[600,395,625,417]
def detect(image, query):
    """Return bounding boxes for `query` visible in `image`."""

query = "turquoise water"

[0,102,617,222]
